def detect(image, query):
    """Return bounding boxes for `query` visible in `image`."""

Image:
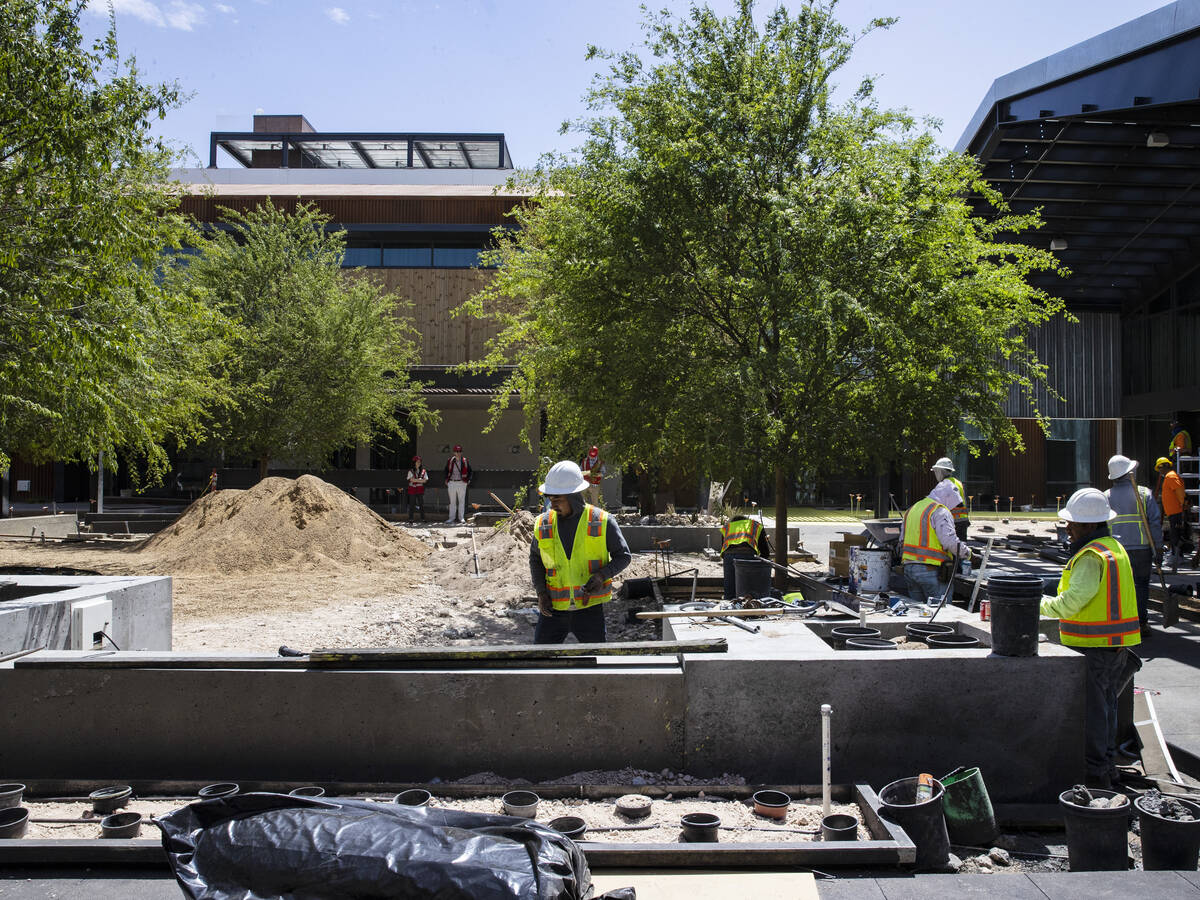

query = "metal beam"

[350,141,377,168]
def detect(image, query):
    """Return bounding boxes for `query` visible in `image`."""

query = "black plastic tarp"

[157,793,634,899]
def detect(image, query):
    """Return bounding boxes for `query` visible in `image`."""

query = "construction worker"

[719,513,772,600]
[931,457,969,541]
[1105,454,1161,638]
[1168,419,1193,465]
[1040,488,1141,789]
[529,460,631,643]
[443,444,471,525]
[580,445,606,507]
[1155,457,1190,571]
[900,479,968,604]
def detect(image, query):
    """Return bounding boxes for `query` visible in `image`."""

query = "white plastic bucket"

[849,547,891,593]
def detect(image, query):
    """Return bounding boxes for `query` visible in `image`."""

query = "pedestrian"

[443,444,471,525]
[529,460,632,644]
[719,513,772,600]
[900,479,968,604]
[580,445,606,507]
[1039,488,1141,789]
[406,455,428,523]
[930,457,969,541]
[1105,454,1161,638]
[1155,456,1189,571]
[1168,419,1193,466]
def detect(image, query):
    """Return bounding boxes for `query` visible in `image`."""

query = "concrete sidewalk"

[1136,602,1200,774]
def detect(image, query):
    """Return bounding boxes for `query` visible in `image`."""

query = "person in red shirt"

[405,455,428,523]
[580,445,606,507]
[443,445,471,525]
[1156,456,1190,571]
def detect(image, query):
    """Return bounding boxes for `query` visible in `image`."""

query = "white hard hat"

[1107,454,1137,480]
[539,460,590,495]
[1060,488,1117,524]
[931,457,955,473]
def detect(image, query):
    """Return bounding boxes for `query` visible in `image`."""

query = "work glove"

[583,574,605,597]
[537,593,553,617]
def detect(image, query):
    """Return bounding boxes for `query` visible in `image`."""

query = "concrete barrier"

[0,514,78,539]
[0,576,172,653]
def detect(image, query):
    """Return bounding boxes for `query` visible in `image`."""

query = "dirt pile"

[138,475,430,575]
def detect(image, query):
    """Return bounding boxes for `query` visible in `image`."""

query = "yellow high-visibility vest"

[721,518,762,554]
[948,476,968,522]
[1056,536,1140,648]
[901,498,950,565]
[535,505,612,611]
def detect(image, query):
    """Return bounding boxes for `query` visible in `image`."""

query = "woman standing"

[406,456,428,523]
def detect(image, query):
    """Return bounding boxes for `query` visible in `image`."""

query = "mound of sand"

[138,475,430,575]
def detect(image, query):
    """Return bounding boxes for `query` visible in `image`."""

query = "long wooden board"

[636,609,801,620]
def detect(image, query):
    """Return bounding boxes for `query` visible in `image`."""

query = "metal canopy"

[210,132,512,170]
[962,21,1200,313]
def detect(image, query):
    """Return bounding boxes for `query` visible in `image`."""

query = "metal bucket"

[849,547,891,593]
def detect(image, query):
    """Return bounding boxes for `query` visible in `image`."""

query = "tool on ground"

[637,608,807,619]
[277,646,307,657]
[821,703,832,818]
[717,615,760,633]
[469,525,483,577]
[967,537,995,614]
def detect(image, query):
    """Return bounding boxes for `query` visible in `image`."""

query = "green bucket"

[940,766,998,846]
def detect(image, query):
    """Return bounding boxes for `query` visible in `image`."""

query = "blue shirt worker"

[1105,454,1162,639]
[899,479,968,605]
[719,515,772,600]
[529,460,632,644]
[1041,488,1142,790]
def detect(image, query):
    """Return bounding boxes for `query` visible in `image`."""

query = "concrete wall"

[0,660,683,782]
[0,577,172,654]
[0,514,78,538]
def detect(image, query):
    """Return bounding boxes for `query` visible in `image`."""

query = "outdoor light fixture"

[1147,132,1170,147]
[1050,238,1069,251]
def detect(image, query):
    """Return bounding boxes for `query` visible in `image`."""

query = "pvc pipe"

[821,703,832,818]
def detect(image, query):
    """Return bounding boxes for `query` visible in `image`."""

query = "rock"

[631,776,647,786]
[988,847,1012,866]
[942,853,963,873]
[661,768,672,778]
[430,777,442,784]
[992,834,1021,851]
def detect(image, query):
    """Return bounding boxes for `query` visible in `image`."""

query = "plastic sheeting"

[157,793,635,900]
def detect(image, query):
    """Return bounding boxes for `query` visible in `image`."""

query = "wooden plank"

[306,638,726,664]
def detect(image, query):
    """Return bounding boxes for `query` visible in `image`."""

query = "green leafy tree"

[464,0,1064,569]
[0,0,227,483]
[169,201,436,478]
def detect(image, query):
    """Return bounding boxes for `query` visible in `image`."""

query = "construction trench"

[1,491,1198,890]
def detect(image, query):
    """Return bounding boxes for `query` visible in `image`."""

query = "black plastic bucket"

[0,784,25,810]
[879,777,951,870]
[927,633,981,649]
[1059,789,1130,871]
[198,783,239,800]
[845,637,897,650]
[733,557,772,598]
[100,812,142,839]
[288,786,326,798]
[905,622,954,643]
[680,812,720,842]
[89,785,132,814]
[987,575,1043,657]
[831,625,881,649]
[1135,795,1200,870]
[393,789,432,807]
[820,813,859,841]
[548,816,587,840]
[0,807,28,839]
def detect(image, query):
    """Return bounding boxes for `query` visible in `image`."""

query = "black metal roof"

[210,132,512,170]
[959,3,1200,312]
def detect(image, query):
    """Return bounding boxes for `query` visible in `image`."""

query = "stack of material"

[827,533,868,577]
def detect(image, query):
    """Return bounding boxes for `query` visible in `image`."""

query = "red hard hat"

[412,455,421,462]
[453,444,462,452]
[589,445,599,457]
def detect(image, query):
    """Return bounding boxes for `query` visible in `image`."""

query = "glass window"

[382,246,432,267]
[342,246,381,267]
[433,247,482,268]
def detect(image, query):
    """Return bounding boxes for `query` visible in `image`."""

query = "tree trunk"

[638,467,654,516]
[258,455,270,482]
[774,465,788,589]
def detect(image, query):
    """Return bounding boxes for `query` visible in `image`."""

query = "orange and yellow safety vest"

[721,518,763,554]
[535,505,612,611]
[1056,536,1140,648]
[901,498,951,565]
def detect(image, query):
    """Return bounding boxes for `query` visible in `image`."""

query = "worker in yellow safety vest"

[931,457,969,541]
[900,479,968,605]
[720,514,772,600]
[1040,488,1142,789]
[530,460,632,644]
[1168,419,1193,466]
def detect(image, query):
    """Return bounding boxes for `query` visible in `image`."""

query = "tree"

[0,0,226,483]
[463,0,1064,569]
[168,201,436,478]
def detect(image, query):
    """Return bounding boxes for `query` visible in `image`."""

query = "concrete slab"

[1026,870,1200,898]
[0,514,78,538]
[873,874,1046,899]
[0,576,172,653]
[816,878,888,900]
[1180,871,1200,890]
[591,868,817,898]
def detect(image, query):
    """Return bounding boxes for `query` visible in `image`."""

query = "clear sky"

[82,0,1174,167]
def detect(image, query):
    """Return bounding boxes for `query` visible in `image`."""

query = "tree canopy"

[0,0,225,481]
[463,0,1064,544]
[168,201,436,478]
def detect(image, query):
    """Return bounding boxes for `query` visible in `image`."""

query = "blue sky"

[83,0,1173,167]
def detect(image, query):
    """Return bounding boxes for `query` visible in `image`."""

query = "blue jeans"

[903,563,945,604]
[534,602,607,644]
[1082,647,1130,781]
